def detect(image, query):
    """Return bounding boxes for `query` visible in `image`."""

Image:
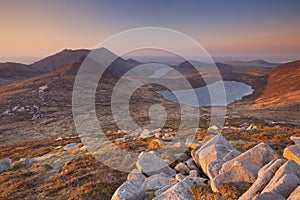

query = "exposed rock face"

[239,159,286,200]
[127,169,146,186]
[0,158,12,172]
[222,142,279,172]
[136,152,176,177]
[142,173,172,191]
[211,160,259,193]
[283,143,300,165]
[260,160,300,198]
[153,177,194,200]
[288,185,300,200]
[111,180,146,200]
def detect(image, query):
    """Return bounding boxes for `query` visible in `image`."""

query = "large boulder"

[153,177,194,200]
[283,143,300,165]
[207,149,241,180]
[111,180,146,200]
[193,134,236,175]
[136,152,176,177]
[211,160,259,193]
[222,143,279,172]
[0,158,12,172]
[260,160,300,198]
[142,173,172,191]
[239,159,286,200]
[288,185,300,200]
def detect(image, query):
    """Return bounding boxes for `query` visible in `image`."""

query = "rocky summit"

[110,132,300,200]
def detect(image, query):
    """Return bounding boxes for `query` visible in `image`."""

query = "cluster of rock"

[112,150,207,200]
[115,128,179,144]
[0,141,83,173]
[0,105,31,117]
[112,133,300,200]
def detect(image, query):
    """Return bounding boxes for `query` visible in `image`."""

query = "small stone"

[185,139,202,149]
[63,143,83,151]
[186,158,198,170]
[0,158,12,172]
[290,136,300,144]
[188,176,207,186]
[155,132,163,138]
[175,174,185,182]
[127,169,146,186]
[111,180,145,200]
[189,170,199,177]
[136,152,176,177]
[174,153,189,162]
[174,162,190,175]
[153,177,194,200]
[142,173,172,191]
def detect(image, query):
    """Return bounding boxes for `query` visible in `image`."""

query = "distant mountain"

[219,59,279,71]
[31,49,90,72]
[252,60,300,109]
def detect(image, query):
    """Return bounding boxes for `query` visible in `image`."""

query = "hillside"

[0,62,40,85]
[252,60,300,109]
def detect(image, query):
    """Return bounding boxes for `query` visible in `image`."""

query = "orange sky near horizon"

[1,0,300,60]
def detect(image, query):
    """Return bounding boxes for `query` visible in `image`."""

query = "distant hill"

[252,60,300,109]
[219,59,279,71]
[0,62,40,85]
[31,49,90,72]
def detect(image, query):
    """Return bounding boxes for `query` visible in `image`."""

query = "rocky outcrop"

[239,159,286,200]
[111,130,300,200]
[258,160,300,198]
[193,134,236,175]
[283,143,300,165]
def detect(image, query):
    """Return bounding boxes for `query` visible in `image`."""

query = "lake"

[157,81,254,106]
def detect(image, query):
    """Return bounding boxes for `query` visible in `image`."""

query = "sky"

[1,0,300,63]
